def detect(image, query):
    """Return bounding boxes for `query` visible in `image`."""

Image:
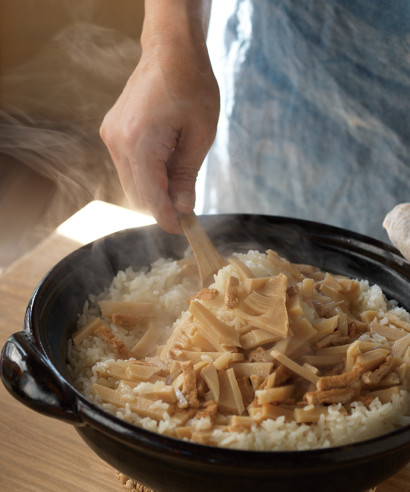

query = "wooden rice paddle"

[180,212,227,287]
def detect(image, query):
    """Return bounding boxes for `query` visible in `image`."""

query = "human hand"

[100,2,219,234]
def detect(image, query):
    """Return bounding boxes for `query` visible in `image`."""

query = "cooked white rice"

[67,250,410,450]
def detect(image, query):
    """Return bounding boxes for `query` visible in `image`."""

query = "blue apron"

[200,0,410,241]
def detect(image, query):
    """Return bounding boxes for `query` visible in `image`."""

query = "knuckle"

[99,113,117,147]
[194,121,217,147]
[100,109,144,152]
[121,126,137,148]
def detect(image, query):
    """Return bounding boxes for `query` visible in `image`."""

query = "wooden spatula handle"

[180,212,227,287]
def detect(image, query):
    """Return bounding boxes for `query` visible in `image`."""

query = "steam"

[0,20,141,240]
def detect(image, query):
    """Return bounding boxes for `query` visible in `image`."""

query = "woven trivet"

[116,471,156,492]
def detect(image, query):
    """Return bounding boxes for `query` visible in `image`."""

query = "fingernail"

[175,191,195,211]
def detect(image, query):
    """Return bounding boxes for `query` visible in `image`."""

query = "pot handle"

[1,331,83,425]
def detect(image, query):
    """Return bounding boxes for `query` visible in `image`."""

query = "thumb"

[174,188,197,214]
[167,146,206,215]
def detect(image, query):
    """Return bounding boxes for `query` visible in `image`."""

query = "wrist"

[141,0,210,50]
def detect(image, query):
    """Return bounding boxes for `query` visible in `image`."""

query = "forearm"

[142,0,211,49]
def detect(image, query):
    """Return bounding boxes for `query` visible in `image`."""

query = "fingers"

[101,103,183,233]
[130,125,209,233]
[129,144,183,234]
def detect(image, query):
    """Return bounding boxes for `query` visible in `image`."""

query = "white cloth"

[201,0,410,241]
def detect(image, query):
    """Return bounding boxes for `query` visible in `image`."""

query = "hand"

[100,3,219,234]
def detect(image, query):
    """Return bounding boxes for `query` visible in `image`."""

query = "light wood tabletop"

[0,201,409,492]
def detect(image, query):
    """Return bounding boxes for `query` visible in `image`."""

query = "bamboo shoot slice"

[275,316,317,356]
[386,313,410,333]
[213,352,244,371]
[391,333,410,358]
[335,277,360,300]
[266,250,303,281]
[360,310,378,324]
[256,384,295,404]
[260,275,288,296]
[244,291,276,314]
[228,256,255,279]
[240,328,280,350]
[260,404,294,422]
[312,316,340,340]
[294,405,329,424]
[228,415,254,431]
[355,348,390,371]
[226,367,245,415]
[201,363,220,401]
[179,351,225,363]
[301,354,344,368]
[231,362,273,378]
[190,330,218,352]
[131,323,161,358]
[175,426,194,439]
[370,322,407,341]
[99,300,154,318]
[377,372,400,387]
[287,294,304,318]
[92,383,125,406]
[235,274,289,337]
[126,362,162,381]
[160,315,197,360]
[153,383,177,403]
[105,363,127,380]
[243,277,272,293]
[189,300,241,347]
[235,301,289,337]
[129,397,172,420]
[368,386,402,404]
[271,349,319,385]
[319,284,346,302]
[218,370,239,414]
[72,317,101,346]
[92,384,171,420]
[300,278,315,298]
[316,344,352,356]
[345,340,362,372]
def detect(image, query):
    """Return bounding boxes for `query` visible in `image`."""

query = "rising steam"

[0,20,141,238]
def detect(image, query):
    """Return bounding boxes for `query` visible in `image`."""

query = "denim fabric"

[200,0,410,241]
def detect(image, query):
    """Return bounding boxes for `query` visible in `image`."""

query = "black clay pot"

[1,214,410,492]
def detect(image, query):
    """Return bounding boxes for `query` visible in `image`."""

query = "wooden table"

[0,201,409,491]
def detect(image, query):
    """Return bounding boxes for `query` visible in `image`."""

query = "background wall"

[0,0,144,270]
[0,1,144,71]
